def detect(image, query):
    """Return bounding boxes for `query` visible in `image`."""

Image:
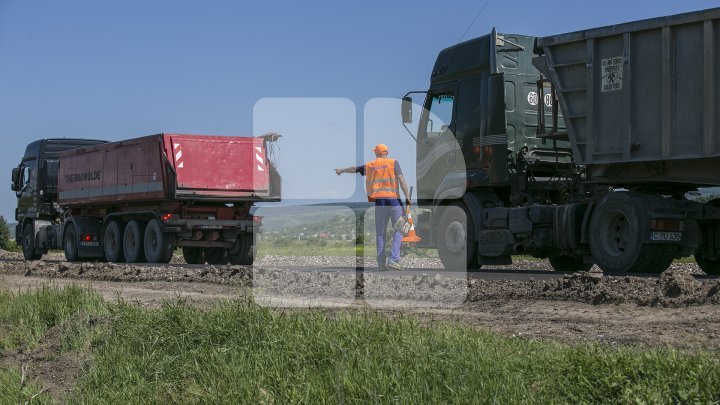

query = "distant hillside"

[254,202,371,232]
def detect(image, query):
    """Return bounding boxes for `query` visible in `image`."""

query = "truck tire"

[695,255,720,275]
[123,220,147,263]
[64,223,79,262]
[103,221,125,263]
[205,247,228,265]
[144,219,173,263]
[182,247,205,264]
[589,193,676,274]
[549,255,592,272]
[694,199,720,275]
[437,202,479,270]
[228,234,255,265]
[21,223,41,261]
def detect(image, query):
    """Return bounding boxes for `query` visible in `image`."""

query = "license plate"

[650,231,681,242]
[80,241,99,247]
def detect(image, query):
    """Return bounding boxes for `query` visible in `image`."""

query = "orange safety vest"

[365,158,399,201]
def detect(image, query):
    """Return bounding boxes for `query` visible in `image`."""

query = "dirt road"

[1,250,719,349]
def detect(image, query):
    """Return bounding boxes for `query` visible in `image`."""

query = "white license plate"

[650,231,682,242]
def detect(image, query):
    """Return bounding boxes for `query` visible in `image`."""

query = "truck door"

[16,160,37,217]
[416,84,463,204]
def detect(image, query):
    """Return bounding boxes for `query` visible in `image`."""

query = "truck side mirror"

[11,167,19,191]
[401,96,413,124]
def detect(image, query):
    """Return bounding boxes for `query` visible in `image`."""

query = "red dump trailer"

[12,133,281,264]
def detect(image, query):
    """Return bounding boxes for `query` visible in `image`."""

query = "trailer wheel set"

[11,134,279,265]
[430,191,720,274]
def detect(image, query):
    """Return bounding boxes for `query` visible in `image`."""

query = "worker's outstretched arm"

[398,175,411,206]
[335,166,358,175]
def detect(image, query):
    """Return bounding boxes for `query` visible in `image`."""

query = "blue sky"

[1,0,718,218]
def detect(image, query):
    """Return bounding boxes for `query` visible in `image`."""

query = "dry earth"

[1,250,719,350]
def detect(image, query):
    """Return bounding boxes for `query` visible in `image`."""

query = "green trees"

[0,216,11,250]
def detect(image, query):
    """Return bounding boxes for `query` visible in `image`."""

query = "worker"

[335,144,411,270]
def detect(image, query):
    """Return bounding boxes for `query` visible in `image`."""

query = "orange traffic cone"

[402,206,422,243]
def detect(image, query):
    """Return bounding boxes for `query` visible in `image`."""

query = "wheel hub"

[601,213,630,257]
[444,220,466,255]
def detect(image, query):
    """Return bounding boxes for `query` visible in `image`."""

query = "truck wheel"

[205,247,228,265]
[437,202,479,270]
[695,255,720,275]
[104,221,125,263]
[21,224,41,261]
[589,193,676,274]
[64,223,79,262]
[123,220,147,263]
[182,247,205,264]
[549,255,593,272]
[144,219,173,263]
[228,234,255,265]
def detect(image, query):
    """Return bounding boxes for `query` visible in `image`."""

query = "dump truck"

[11,133,281,264]
[401,7,720,274]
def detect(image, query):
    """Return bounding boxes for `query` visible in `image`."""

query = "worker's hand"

[335,168,342,175]
[405,199,412,207]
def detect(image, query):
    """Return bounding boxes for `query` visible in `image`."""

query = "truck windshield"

[425,93,454,138]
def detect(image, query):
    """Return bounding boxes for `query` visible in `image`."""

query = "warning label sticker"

[601,56,623,92]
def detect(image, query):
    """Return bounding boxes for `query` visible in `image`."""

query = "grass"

[0,368,53,404]
[0,285,109,352]
[257,238,440,259]
[0,286,719,403]
[258,239,356,258]
[255,238,697,264]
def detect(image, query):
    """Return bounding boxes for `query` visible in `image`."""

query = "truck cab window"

[23,165,31,186]
[425,93,454,138]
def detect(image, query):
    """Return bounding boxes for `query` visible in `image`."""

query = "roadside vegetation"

[0,215,20,252]
[257,237,439,259]
[0,286,719,403]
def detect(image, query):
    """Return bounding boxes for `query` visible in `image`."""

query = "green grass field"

[258,238,440,259]
[1,286,719,403]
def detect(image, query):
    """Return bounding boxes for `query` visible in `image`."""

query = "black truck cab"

[11,138,107,258]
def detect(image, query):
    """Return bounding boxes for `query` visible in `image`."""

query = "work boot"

[386,261,404,271]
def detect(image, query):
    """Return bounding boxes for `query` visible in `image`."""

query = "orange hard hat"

[372,144,389,153]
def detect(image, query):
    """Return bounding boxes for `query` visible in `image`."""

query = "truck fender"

[580,200,595,245]
[433,170,467,204]
[32,220,52,250]
[431,191,492,243]
[16,219,29,242]
[461,193,486,236]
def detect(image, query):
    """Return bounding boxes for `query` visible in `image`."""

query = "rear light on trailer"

[161,213,173,222]
[253,216,263,224]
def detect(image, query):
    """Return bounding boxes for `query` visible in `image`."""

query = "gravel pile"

[466,267,719,307]
[2,249,718,308]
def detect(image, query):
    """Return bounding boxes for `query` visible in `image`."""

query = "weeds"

[0,286,718,403]
[0,285,108,351]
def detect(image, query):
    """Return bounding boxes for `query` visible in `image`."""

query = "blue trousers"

[375,199,403,267]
